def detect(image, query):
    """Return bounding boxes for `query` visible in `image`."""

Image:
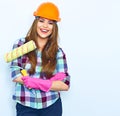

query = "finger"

[21,77,26,81]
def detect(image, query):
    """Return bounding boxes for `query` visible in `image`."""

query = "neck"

[37,37,48,51]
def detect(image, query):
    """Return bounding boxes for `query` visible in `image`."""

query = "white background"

[0,0,120,116]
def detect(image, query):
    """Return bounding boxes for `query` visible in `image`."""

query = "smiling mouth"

[40,29,49,33]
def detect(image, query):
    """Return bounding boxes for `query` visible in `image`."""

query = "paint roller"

[4,40,36,63]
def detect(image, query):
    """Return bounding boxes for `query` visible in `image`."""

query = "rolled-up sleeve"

[56,48,70,87]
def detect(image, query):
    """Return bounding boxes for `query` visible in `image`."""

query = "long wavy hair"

[25,18,59,79]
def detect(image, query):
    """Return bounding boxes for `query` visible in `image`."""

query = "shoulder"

[57,47,66,58]
[13,37,26,45]
[12,37,26,48]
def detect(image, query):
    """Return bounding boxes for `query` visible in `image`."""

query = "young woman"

[10,2,70,116]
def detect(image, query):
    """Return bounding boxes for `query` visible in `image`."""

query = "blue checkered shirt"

[10,38,70,109]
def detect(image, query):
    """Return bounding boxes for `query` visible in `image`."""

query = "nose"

[43,22,48,28]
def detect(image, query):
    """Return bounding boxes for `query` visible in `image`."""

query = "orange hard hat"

[33,2,61,22]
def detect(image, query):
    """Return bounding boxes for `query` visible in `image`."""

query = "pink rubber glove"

[50,72,66,81]
[22,77,52,92]
[22,72,66,92]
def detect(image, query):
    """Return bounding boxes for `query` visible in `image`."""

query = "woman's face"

[37,17,54,39]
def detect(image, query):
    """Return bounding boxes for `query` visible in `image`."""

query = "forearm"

[13,76,24,84]
[50,81,69,91]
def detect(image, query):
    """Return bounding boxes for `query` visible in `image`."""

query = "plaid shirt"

[10,38,70,109]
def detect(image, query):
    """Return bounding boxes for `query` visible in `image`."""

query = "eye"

[39,18,44,22]
[48,20,54,25]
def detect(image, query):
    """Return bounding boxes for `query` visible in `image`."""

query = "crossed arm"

[13,74,69,92]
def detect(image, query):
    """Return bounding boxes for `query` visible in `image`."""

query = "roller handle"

[21,69,28,76]
[21,69,31,89]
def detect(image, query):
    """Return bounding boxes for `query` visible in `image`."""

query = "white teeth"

[42,29,48,32]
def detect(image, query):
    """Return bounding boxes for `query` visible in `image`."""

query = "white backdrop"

[0,0,120,116]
